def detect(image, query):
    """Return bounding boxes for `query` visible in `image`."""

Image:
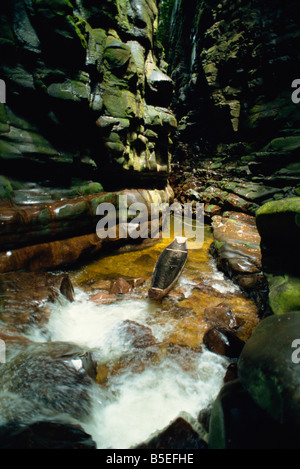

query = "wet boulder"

[238,312,300,429]
[90,291,117,305]
[118,320,156,349]
[203,327,245,359]
[110,278,133,295]
[211,211,268,309]
[135,416,208,450]
[0,421,96,449]
[204,302,244,330]
[0,342,96,422]
[208,379,300,449]
[0,272,74,333]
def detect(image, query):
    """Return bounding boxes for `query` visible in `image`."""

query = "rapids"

[1,226,259,449]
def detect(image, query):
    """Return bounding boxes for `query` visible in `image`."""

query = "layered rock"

[0,186,174,272]
[164,0,300,211]
[0,0,176,190]
[167,0,300,141]
[0,0,176,270]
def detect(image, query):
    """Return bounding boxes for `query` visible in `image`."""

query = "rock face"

[0,0,176,191]
[0,185,173,272]
[165,0,300,210]
[167,0,300,142]
[0,0,176,270]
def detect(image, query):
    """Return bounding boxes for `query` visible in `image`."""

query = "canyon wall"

[0,0,176,270]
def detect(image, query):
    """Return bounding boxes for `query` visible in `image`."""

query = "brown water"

[70,225,259,348]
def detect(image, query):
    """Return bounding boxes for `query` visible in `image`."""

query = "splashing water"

[29,284,229,449]
[5,225,258,449]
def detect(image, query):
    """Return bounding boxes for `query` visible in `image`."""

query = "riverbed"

[1,226,259,449]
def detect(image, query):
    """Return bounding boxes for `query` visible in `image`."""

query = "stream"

[0,226,259,449]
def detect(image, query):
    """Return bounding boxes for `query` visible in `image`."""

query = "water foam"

[36,288,229,449]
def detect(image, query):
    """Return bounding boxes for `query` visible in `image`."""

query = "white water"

[28,282,230,449]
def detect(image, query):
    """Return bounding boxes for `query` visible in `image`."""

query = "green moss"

[267,274,300,315]
[0,176,13,200]
[103,88,137,118]
[66,14,88,49]
[76,182,104,195]
[263,136,300,152]
[256,197,300,217]
[214,240,225,250]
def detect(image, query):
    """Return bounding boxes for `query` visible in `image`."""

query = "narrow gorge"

[0,0,300,450]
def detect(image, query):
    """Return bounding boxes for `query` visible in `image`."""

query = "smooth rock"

[209,379,300,449]
[238,312,300,428]
[203,327,245,358]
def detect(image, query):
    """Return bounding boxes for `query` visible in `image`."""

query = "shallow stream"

[1,226,259,449]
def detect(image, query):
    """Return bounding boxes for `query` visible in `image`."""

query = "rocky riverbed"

[1,0,300,450]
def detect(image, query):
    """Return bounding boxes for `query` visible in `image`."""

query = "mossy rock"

[103,88,137,118]
[263,136,300,153]
[267,274,300,315]
[256,197,300,274]
[47,80,90,102]
[0,176,13,200]
[208,379,300,449]
[104,40,132,71]
[238,312,300,429]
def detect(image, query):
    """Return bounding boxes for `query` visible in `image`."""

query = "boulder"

[135,417,207,450]
[204,302,244,330]
[208,379,300,449]
[0,272,74,333]
[238,312,300,429]
[256,197,300,275]
[0,342,96,422]
[118,320,156,349]
[90,291,117,305]
[0,421,96,449]
[211,211,268,308]
[203,327,245,359]
[110,278,133,295]
[266,274,300,315]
